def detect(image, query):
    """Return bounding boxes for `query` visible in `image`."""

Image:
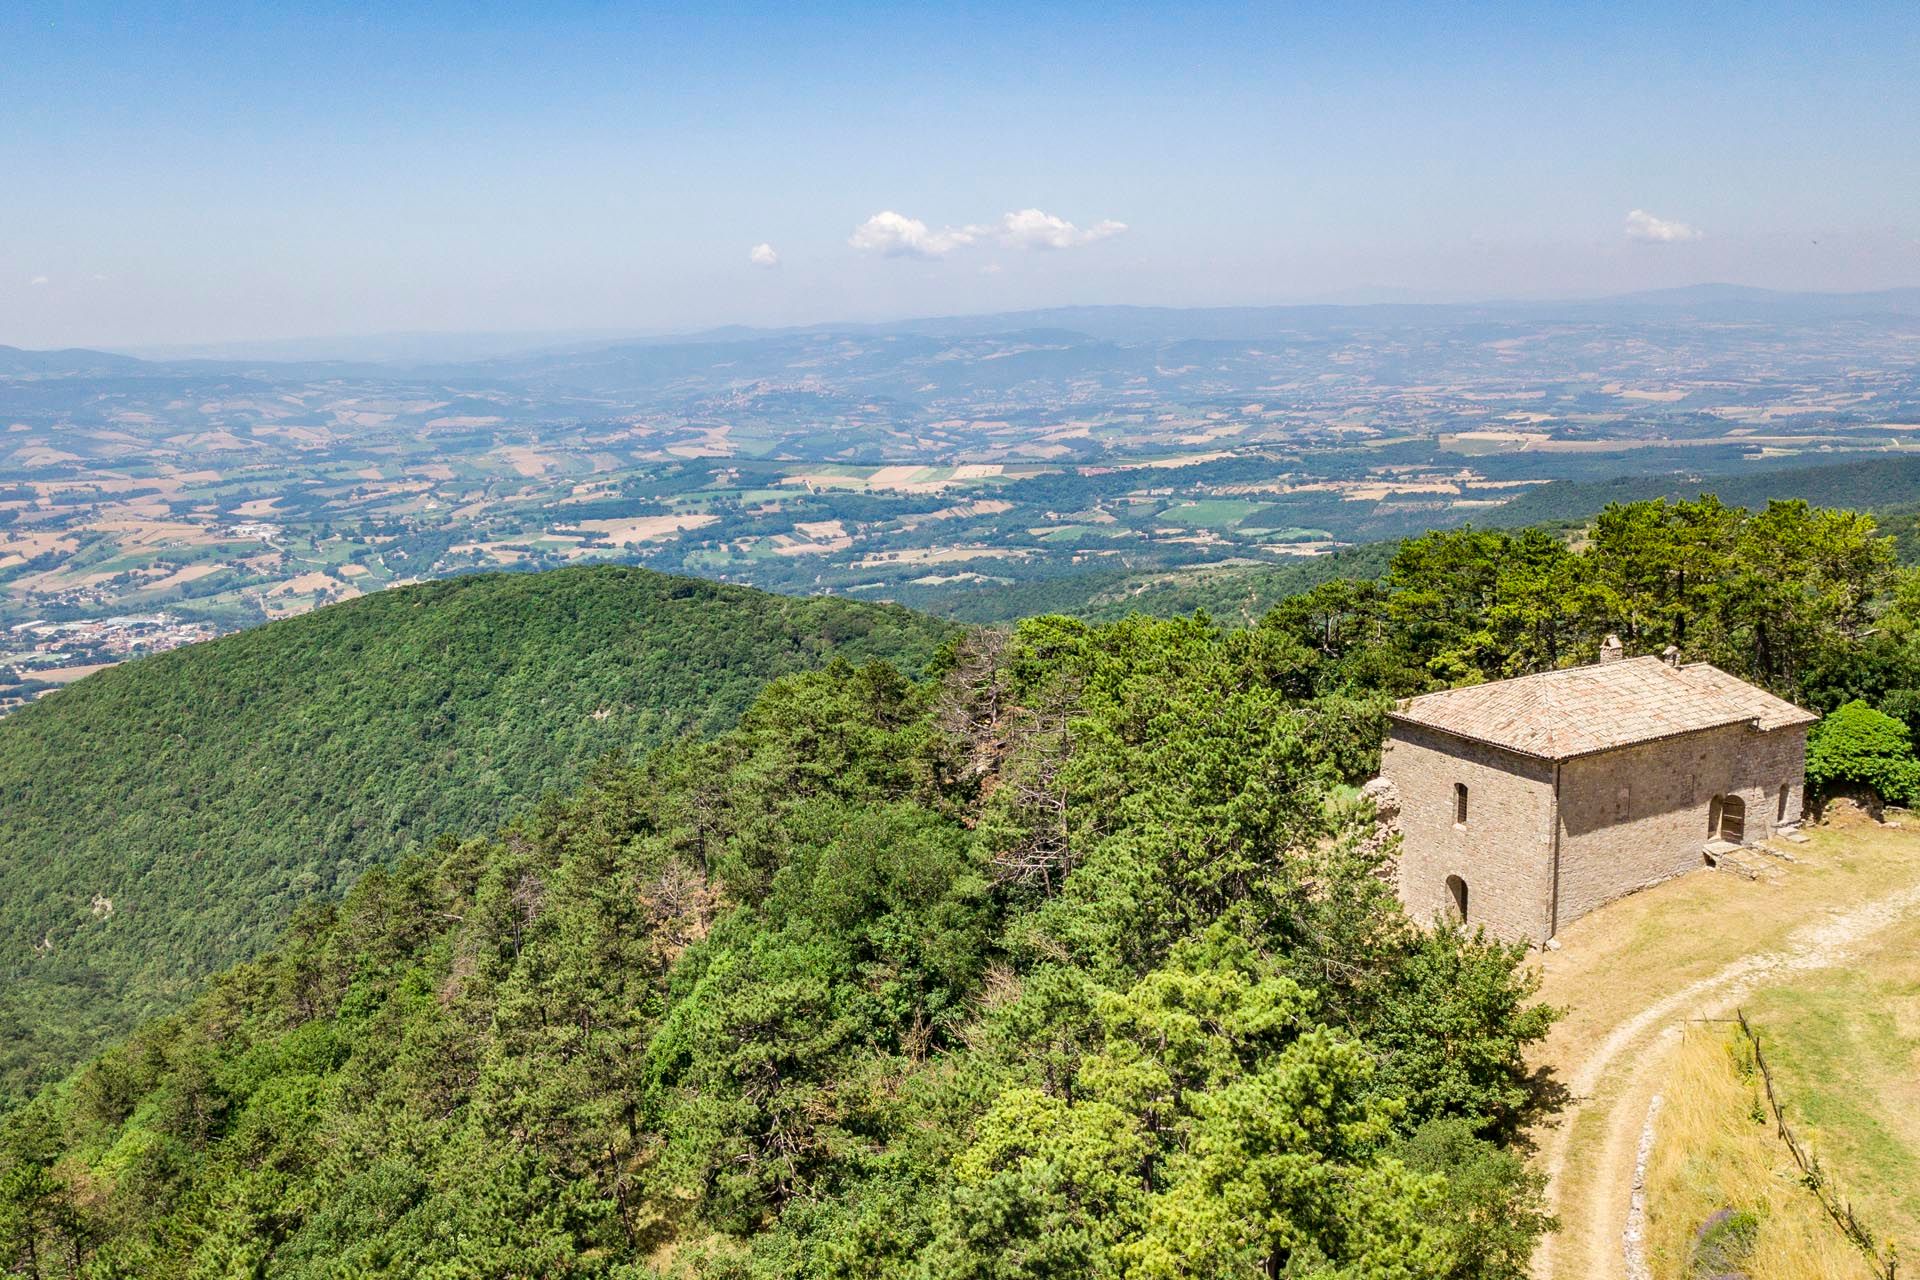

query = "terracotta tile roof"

[1667,662,1821,732]
[1389,656,1817,760]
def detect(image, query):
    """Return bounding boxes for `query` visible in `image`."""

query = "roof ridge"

[1391,653,1812,760]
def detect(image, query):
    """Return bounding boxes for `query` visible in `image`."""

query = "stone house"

[1378,641,1816,944]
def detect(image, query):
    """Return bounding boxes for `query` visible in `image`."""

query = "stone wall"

[1386,719,1809,944]
[1381,721,1557,942]
[1554,723,1807,930]
[1744,726,1808,835]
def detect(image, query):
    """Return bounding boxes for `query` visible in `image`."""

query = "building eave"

[1386,709,1796,763]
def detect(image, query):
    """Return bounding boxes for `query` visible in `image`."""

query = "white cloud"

[849,210,986,258]
[1624,209,1702,243]
[850,208,1128,258]
[30,275,49,286]
[998,208,1127,250]
[748,242,780,268]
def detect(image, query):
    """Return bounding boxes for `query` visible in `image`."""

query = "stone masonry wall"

[1554,723,1808,930]
[1382,721,1556,943]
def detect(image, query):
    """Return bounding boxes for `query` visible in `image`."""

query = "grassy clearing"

[1157,498,1263,528]
[1744,920,1920,1250]
[1537,822,1920,1066]
[1034,524,1112,542]
[1646,1025,1876,1280]
[1530,821,1920,1278]
[1246,524,1334,542]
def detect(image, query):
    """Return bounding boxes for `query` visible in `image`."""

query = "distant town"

[0,612,216,714]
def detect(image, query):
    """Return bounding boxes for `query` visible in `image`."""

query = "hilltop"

[0,610,1556,1279]
[4,489,1917,1276]
[0,565,954,1106]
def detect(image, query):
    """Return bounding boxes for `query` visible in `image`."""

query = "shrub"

[1689,1206,1758,1279]
[1805,699,1920,805]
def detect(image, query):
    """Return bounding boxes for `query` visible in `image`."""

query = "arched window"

[1445,874,1469,924]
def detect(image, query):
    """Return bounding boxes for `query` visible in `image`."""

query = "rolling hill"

[2,485,1905,1275]
[0,565,955,1106]
[0,602,1555,1279]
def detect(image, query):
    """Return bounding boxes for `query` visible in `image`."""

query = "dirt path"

[1532,877,1920,1280]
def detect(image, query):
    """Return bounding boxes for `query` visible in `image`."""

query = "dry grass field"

[1643,1027,1875,1279]
[1742,913,1920,1249]
[1530,818,1920,1280]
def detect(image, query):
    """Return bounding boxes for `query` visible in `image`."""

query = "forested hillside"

[1489,454,1920,533]
[0,567,953,1108]
[9,493,1920,1277]
[0,622,1556,1279]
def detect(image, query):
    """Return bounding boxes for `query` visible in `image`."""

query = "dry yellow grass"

[851,545,1033,567]
[1531,820,1920,1280]
[563,513,718,544]
[0,530,77,557]
[1743,913,1920,1247]
[146,562,225,591]
[1645,1026,1875,1280]
[1537,822,1920,1062]
[493,446,562,477]
[269,570,360,598]
[27,662,118,685]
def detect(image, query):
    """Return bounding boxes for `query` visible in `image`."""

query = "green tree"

[1360,926,1560,1142]
[1806,699,1920,804]
[1392,1118,1555,1280]
[935,933,1451,1279]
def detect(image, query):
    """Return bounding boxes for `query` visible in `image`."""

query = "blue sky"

[3,0,1917,348]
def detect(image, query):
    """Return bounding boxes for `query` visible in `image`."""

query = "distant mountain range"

[9,284,1914,373]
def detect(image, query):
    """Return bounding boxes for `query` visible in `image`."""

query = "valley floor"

[1528,817,1920,1280]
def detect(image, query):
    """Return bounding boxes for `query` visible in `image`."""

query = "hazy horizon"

[5,1,1919,349]
[0,281,1893,365]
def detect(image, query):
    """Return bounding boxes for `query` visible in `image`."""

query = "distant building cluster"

[1,613,217,714]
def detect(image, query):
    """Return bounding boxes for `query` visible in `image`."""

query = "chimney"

[1662,644,1680,668]
[1598,634,1624,665]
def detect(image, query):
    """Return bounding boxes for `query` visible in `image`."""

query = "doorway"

[1718,794,1746,844]
[1445,874,1469,923]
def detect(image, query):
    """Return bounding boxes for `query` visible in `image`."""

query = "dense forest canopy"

[0,622,1555,1279]
[0,567,955,1110]
[1261,496,1900,708]
[8,493,1920,1277]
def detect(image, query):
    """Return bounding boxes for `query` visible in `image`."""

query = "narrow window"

[1445,874,1469,923]
[1777,784,1790,823]
[1453,782,1469,827]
